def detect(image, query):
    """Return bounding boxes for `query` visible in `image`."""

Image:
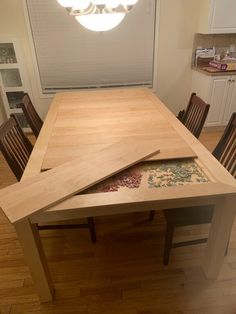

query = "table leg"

[203,196,236,279]
[14,219,54,302]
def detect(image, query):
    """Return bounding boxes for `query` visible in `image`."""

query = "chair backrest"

[213,112,236,178]
[177,109,185,122]
[181,93,210,138]
[17,93,43,138]
[0,116,33,181]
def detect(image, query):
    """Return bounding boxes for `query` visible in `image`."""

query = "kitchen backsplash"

[192,33,236,66]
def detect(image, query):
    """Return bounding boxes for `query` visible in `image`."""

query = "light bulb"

[90,0,106,4]
[90,0,121,6]
[106,0,120,8]
[121,0,138,5]
[57,0,75,7]
[76,13,125,31]
[73,0,90,10]
[90,0,120,8]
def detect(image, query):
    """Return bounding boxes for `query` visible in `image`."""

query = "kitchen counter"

[192,66,236,76]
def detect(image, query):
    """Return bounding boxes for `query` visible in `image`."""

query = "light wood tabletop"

[41,88,196,170]
[9,88,236,302]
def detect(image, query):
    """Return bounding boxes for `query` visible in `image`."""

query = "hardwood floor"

[1,131,236,314]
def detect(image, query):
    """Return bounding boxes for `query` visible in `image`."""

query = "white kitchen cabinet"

[223,77,236,124]
[198,0,236,34]
[0,39,32,130]
[191,70,236,127]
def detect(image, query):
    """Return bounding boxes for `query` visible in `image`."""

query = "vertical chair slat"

[180,93,210,138]
[0,117,33,181]
[16,93,43,138]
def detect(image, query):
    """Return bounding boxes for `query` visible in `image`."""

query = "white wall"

[155,0,201,114]
[0,0,201,124]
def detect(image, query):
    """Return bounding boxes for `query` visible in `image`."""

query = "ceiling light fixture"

[57,0,138,32]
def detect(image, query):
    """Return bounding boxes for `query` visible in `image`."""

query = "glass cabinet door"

[6,91,25,109]
[0,69,22,88]
[0,43,17,64]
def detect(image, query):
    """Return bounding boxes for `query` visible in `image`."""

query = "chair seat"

[163,205,214,226]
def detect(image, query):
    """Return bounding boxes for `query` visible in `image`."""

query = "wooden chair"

[0,116,96,242]
[149,93,210,221]
[17,93,43,138]
[176,109,185,121]
[0,116,33,181]
[179,92,210,138]
[213,112,236,177]
[162,112,236,265]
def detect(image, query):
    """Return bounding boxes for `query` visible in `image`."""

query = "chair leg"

[149,210,155,221]
[163,223,174,265]
[225,239,230,256]
[87,217,96,243]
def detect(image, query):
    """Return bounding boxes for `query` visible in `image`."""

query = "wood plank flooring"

[1,131,236,313]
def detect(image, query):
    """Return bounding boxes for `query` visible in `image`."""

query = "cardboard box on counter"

[209,60,236,71]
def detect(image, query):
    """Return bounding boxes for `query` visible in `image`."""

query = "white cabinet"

[191,71,236,127]
[0,39,32,130]
[198,0,236,34]
[223,77,236,124]
[207,77,228,126]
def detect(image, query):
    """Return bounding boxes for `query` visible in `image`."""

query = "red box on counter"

[209,61,228,71]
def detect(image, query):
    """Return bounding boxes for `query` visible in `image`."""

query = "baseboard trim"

[203,125,225,133]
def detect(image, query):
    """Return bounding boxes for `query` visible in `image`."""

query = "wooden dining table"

[12,88,236,302]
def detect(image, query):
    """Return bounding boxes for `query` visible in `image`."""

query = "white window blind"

[26,0,156,93]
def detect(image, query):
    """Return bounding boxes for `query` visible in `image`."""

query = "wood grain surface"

[3,88,235,302]
[3,131,236,313]
[0,139,160,224]
[41,89,236,219]
[41,89,196,170]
